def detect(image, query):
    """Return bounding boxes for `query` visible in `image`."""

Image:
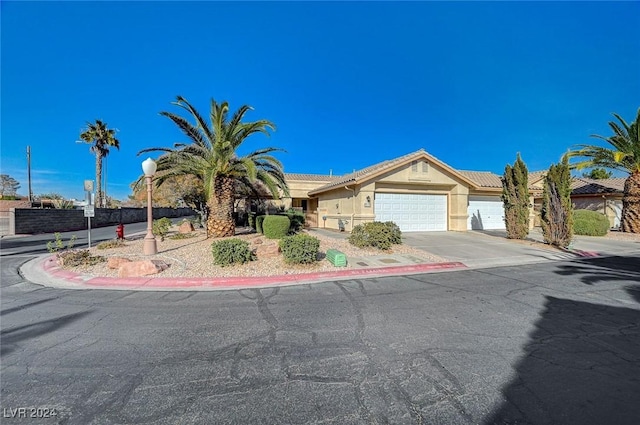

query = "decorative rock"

[252,238,264,245]
[107,257,132,269]
[118,260,169,278]
[178,221,194,233]
[254,242,280,258]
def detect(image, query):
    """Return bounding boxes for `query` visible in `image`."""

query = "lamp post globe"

[142,158,158,255]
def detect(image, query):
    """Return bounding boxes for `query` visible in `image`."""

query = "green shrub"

[383,221,402,244]
[96,239,126,250]
[248,213,256,230]
[284,209,306,233]
[348,221,401,251]
[263,215,291,239]
[46,233,77,253]
[279,234,320,264]
[256,215,266,234]
[153,217,172,241]
[573,209,610,236]
[211,238,255,267]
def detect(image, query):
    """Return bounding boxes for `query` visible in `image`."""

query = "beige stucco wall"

[316,162,474,232]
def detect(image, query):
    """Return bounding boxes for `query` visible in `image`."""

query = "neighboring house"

[570,178,624,228]
[280,149,513,232]
[527,171,624,229]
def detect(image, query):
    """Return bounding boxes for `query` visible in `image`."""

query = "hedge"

[211,238,255,266]
[573,209,609,236]
[256,215,266,234]
[279,234,320,264]
[348,221,402,250]
[263,215,291,239]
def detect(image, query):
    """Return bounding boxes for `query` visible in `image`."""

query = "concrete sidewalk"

[19,228,638,291]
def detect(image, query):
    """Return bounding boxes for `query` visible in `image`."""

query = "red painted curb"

[40,255,466,289]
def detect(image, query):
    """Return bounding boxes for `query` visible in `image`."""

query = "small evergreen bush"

[256,215,266,234]
[263,215,291,239]
[211,238,255,267]
[153,217,172,241]
[284,209,306,233]
[248,213,256,230]
[383,221,402,244]
[348,221,402,251]
[573,210,610,236]
[279,234,320,264]
[46,233,77,253]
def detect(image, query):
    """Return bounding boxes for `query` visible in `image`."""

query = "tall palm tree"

[566,108,640,233]
[139,96,289,238]
[79,120,120,207]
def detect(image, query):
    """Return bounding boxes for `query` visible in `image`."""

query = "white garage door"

[467,196,505,230]
[375,193,447,232]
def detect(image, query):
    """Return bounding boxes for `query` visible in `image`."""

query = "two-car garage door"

[374,193,447,232]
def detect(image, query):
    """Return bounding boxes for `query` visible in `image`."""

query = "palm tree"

[79,120,120,207]
[139,96,289,238]
[566,108,640,233]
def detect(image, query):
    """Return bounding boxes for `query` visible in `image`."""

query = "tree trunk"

[95,152,103,207]
[620,170,640,233]
[206,175,235,238]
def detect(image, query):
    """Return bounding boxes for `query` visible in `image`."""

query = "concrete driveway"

[401,230,639,269]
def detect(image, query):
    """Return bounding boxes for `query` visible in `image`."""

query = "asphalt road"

[1,230,639,424]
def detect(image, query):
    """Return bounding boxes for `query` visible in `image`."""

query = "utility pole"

[27,146,33,202]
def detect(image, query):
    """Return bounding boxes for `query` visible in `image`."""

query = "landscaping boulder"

[178,221,194,233]
[118,260,169,278]
[107,257,131,269]
[254,242,280,258]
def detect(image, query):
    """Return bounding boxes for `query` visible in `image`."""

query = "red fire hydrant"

[116,223,125,240]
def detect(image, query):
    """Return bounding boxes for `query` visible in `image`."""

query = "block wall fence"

[8,207,195,235]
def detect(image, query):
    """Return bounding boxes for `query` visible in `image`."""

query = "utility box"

[326,249,347,267]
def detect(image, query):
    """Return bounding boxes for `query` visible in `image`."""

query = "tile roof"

[571,177,625,195]
[309,149,475,194]
[284,173,338,182]
[528,170,547,183]
[308,149,431,194]
[458,171,503,188]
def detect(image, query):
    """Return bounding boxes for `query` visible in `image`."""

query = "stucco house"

[280,149,528,232]
[570,178,624,228]
[274,149,626,233]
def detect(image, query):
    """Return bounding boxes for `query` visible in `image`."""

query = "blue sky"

[2,1,638,201]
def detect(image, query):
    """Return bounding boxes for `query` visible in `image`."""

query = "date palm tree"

[566,108,640,233]
[79,120,120,207]
[139,96,289,238]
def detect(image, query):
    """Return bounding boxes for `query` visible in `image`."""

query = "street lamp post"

[142,158,158,255]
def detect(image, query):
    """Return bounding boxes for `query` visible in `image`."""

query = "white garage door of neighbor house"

[467,196,505,230]
[374,193,447,232]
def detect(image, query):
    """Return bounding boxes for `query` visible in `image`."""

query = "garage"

[375,193,447,232]
[467,196,505,230]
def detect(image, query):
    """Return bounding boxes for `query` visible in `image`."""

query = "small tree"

[582,168,612,179]
[0,174,21,198]
[501,154,530,239]
[541,157,573,248]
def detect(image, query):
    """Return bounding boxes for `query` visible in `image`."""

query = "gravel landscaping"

[63,227,447,278]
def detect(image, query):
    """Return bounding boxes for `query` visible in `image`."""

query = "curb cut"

[40,255,467,291]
